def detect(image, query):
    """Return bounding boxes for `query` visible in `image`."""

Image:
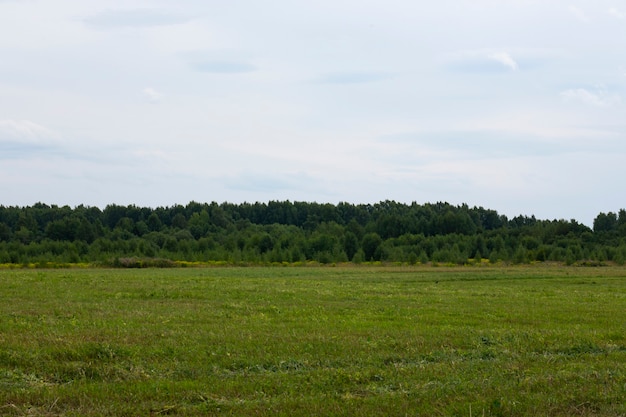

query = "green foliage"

[594,211,618,233]
[0,201,624,265]
[361,232,383,261]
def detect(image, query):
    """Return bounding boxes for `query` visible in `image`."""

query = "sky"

[1,0,625,226]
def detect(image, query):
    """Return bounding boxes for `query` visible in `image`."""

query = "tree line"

[1,201,625,266]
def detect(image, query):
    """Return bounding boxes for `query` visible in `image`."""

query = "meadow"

[0,265,624,416]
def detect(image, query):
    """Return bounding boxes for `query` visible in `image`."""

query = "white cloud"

[0,1,99,49]
[568,5,589,22]
[143,87,163,103]
[560,88,622,107]
[190,61,257,74]
[0,119,64,160]
[1,0,626,222]
[488,52,519,71]
[0,119,57,143]
[83,9,191,29]
[315,71,393,84]
[445,49,525,74]
[609,8,625,19]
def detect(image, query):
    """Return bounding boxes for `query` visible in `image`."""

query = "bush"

[107,257,176,268]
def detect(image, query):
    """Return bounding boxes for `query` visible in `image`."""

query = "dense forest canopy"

[1,201,625,265]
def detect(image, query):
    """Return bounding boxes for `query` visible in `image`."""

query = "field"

[0,266,625,416]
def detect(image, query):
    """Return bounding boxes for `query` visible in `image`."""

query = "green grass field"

[1,266,625,416]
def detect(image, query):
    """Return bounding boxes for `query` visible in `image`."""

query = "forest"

[1,200,625,266]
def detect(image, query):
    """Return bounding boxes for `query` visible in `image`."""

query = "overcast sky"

[1,0,625,225]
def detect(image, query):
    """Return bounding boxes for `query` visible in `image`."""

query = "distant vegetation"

[1,201,625,266]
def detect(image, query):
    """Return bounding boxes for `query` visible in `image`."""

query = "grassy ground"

[0,265,625,416]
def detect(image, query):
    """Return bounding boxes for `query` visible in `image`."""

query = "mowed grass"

[0,266,625,416]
